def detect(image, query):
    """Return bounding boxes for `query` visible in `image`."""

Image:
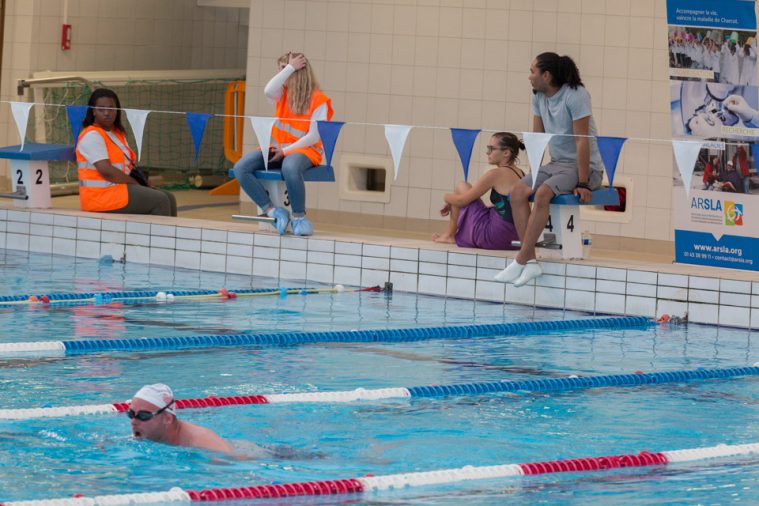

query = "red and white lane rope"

[0,390,411,420]
[3,442,759,505]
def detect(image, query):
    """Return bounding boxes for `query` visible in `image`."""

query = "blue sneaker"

[291,216,313,236]
[268,207,290,235]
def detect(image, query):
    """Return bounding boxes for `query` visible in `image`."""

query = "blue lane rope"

[58,316,652,354]
[407,366,759,397]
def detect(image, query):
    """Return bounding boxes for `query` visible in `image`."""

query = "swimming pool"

[2,248,759,504]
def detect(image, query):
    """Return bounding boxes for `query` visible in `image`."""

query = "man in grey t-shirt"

[495,52,604,287]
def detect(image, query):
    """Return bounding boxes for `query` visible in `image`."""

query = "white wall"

[0,0,248,185]
[241,0,688,242]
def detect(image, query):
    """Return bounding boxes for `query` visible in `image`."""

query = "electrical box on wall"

[61,24,72,51]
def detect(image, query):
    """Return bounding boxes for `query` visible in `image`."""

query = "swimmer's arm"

[204,434,236,455]
[188,425,237,456]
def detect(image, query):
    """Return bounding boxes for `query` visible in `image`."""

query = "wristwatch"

[576,182,591,190]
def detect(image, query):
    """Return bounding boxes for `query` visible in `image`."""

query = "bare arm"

[182,423,236,455]
[533,115,545,133]
[444,170,499,208]
[93,160,138,184]
[202,434,236,455]
[572,116,592,203]
[572,116,591,183]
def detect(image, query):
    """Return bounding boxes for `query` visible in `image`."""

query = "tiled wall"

[0,0,248,185]
[242,0,757,244]
[3,207,758,329]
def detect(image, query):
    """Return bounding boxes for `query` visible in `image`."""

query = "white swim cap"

[133,383,175,413]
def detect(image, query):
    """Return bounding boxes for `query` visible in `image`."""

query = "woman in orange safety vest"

[232,52,333,236]
[76,88,176,216]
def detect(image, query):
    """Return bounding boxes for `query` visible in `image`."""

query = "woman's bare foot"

[432,232,456,244]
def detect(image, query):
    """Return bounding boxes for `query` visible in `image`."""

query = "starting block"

[512,188,619,260]
[0,144,75,209]
[228,165,335,228]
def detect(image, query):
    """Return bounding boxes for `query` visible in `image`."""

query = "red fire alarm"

[61,24,72,50]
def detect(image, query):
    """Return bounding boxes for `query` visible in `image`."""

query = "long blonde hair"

[277,53,320,115]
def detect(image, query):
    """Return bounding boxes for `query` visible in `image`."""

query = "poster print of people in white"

[669,27,756,85]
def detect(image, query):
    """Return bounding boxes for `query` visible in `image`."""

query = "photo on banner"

[668,27,757,84]
[670,81,759,138]
[668,0,759,271]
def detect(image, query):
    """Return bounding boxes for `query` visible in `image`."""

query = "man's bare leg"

[495,183,554,284]
[509,181,533,242]
[515,184,555,264]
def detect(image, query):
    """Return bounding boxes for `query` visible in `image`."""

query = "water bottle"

[582,231,592,258]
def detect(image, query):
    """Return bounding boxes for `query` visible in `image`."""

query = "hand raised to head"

[289,53,307,71]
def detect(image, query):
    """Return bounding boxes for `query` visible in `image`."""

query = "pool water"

[1,249,759,504]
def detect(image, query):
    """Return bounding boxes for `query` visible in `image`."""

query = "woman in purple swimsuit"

[433,132,525,250]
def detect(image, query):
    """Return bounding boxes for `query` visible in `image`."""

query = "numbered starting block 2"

[0,144,75,209]
[537,188,619,259]
[228,165,335,228]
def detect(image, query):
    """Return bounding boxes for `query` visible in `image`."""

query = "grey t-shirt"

[531,84,604,176]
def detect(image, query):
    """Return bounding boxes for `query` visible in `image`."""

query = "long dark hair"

[492,132,525,165]
[535,52,584,89]
[82,88,125,132]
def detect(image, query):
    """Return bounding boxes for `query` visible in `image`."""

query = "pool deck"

[2,190,758,329]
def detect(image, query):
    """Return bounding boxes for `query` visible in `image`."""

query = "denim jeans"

[233,151,314,216]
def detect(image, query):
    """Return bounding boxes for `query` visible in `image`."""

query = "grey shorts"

[520,161,603,195]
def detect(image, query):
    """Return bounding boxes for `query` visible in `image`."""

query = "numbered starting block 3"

[512,188,619,260]
[0,144,75,209]
[228,165,335,228]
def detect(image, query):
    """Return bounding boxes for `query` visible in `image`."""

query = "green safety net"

[28,77,242,185]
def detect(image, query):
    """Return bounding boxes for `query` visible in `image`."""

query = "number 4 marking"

[566,215,574,232]
[545,215,553,232]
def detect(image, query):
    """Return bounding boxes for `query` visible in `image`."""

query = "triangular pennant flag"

[450,128,480,181]
[250,116,277,170]
[124,108,151,161]
[10,102,34,150]
[522,132,553,188]
[596,136,627,187]
[317,120,344,168]
[186,112,213,161]
[66,105,89,144]
[672,139,705,196]
[384,124,412,180]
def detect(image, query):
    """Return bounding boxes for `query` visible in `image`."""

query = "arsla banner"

[668,0,759,271]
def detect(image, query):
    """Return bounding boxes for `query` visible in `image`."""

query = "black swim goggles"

[126,400,174,421]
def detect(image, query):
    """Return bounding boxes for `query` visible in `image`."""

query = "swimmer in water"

[128,384,323,460]
[128,384,235,455]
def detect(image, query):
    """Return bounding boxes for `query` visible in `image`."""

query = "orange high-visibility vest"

[76,126,135,212]
[272,88,334,166]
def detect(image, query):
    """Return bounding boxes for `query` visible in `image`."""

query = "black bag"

[130,167,150,187]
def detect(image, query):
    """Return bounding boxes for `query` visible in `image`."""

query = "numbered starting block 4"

[513,188,619,260]
[228,165,335,228]
[0,144,75,209]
